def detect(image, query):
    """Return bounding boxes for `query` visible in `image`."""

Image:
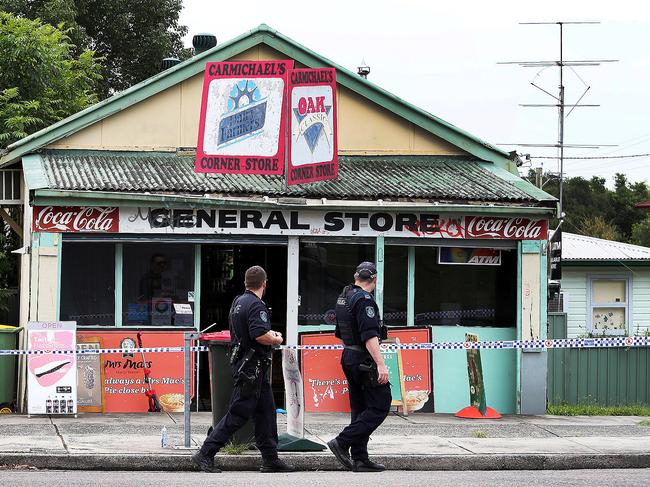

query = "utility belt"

[344,345,383,389]
[230,345,271,398]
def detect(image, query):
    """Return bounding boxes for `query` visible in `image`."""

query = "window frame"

[587,274,632,335]
[59,239,201,330]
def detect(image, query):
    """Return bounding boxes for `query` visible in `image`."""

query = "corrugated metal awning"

[28,150,550,204]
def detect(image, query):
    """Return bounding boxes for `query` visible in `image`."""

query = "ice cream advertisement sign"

[27,321,77,415]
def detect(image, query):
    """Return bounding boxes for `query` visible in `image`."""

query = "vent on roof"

[193,33,217,54]
[161,57,181,71]
[0,169,21,204]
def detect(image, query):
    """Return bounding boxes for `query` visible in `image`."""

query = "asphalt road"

[0,469,648,486]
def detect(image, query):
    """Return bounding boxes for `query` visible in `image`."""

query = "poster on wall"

[76,337,105,412]
[439,247,501,266]
[287,68,337,185]
[301,327,432,413]
[195,60,294,175]
[27,321,77,415]
[77,331,193,413]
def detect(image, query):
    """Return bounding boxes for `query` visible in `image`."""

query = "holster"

[235,349,263,398]
[359,358,380,388]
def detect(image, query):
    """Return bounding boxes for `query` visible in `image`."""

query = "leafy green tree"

[631,216,650,247]
[1,0,190,98]
[610,174,650,241]
[525,170,650,243]
[0,12,100,146]
[578,216,621,241]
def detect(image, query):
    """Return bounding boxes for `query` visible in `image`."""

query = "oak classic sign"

[287,68,338,185]
[195,60,294,175]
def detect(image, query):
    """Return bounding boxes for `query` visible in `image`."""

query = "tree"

[631,216,650,248]
[1,0,190,98]
[578,216,621,242]
[530,170,650,243]
[0,12,101,147]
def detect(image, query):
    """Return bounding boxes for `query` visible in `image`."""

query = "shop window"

[122,244,195,327]
[298,242,374,327]
[60,243,115,326]
[414,246,516,327]
[383,246,408,326]
[589,277,629,334]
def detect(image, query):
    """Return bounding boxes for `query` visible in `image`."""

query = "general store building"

[1,25,556,415]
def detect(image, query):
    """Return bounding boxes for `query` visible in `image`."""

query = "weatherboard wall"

[46,45,465,156]
[562,266,650,337]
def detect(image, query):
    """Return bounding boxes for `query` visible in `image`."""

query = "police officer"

[192,266,294,473]
[328,262,391,472]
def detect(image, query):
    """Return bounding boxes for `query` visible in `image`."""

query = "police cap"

[355,261,377,280]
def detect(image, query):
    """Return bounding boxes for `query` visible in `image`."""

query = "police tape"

[0,336,649,355]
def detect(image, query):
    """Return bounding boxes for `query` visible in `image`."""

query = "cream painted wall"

[47,46,465,155]
[521,252,541,341]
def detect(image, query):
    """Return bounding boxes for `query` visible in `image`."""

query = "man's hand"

[376,364,389,385]
[256,330,284,346]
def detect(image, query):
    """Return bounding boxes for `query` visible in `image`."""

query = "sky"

[180,0,650,187]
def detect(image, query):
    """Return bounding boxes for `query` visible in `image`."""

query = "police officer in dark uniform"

[328,262,391,472]
[192,266,294,473]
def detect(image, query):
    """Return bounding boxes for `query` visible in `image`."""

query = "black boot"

[327,438,353,470]
[353,458,386,472]
[191,450,221,473]
[260,457,296,473]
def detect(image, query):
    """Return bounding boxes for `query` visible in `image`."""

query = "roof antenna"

[357,58,370,79]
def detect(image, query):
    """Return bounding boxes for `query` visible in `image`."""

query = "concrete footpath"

[1,412,649,471]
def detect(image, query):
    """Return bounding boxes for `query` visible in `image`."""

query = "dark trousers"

[336,361,391,460]
[200,376,278,461]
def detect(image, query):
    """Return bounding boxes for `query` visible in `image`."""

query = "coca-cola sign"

[33,206,119,233]
[465,216,547,240]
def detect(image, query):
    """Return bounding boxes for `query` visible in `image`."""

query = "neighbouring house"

[552,232,650,337]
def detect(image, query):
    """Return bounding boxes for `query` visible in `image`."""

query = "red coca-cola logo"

[33,206,119,233]
[465,216,547,240]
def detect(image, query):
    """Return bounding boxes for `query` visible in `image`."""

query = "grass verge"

[547,404,650,416]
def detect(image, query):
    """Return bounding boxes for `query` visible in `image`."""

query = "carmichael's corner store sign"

[32,206,548,240]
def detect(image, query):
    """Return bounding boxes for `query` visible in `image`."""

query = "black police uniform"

[200,290,278,461]
[333,284,391,461]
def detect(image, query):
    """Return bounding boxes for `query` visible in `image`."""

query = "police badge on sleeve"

[366,306,375,318]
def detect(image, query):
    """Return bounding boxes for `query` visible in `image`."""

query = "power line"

[532,152,650,160]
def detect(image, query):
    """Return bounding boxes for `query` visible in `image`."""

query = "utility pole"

[499,22,617,218]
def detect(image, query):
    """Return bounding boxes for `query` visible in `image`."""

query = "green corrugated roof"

[1,24,515,171]
[28,150,553,204]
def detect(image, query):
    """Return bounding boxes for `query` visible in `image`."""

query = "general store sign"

[33,206,548,240]
[195,61,293,175]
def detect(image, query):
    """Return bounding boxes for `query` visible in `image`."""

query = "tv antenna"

[498,21,618,217]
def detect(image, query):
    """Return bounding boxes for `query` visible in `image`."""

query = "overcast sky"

[180,0,650,187]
